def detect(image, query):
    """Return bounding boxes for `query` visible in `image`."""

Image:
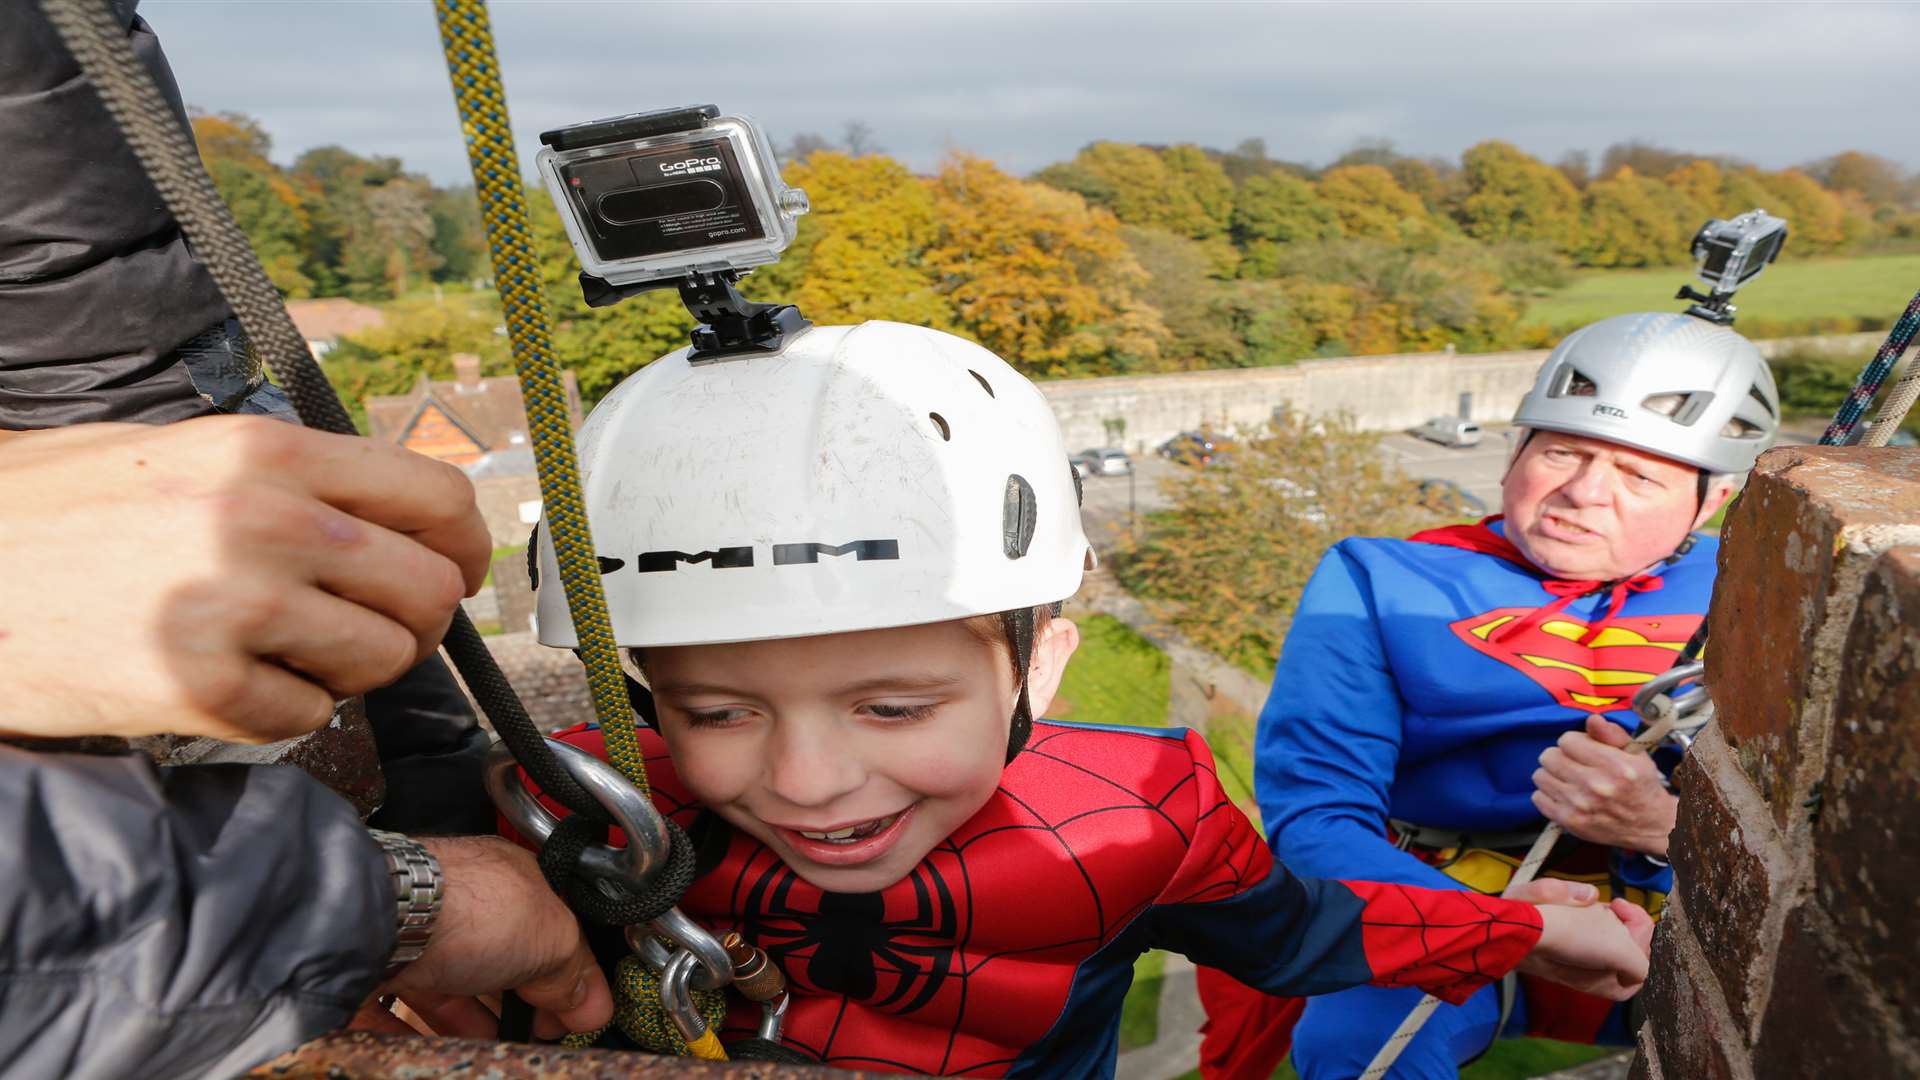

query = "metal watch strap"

[368,829,444,979]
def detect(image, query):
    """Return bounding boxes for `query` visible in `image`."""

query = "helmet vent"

[1748,384,1778,419]
[1722,416,1765,440]
[1068,459,1084,506]
[929,412,951,441]
[968,370,995,397]
[1643,392,1713,426]
[1548,364,1599,398]
[1003,475,1036,559]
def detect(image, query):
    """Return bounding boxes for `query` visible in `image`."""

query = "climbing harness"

[1359,664,1706,1078]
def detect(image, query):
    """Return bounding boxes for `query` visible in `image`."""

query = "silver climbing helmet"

[1513,312,1781,474]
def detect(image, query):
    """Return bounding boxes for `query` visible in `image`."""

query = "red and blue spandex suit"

[527,717,1546,1077]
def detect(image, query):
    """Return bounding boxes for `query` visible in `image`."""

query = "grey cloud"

[146,0,1919,184]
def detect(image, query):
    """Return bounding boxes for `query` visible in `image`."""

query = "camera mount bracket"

[578,269,810,361]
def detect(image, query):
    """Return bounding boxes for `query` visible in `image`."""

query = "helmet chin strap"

[1004,608,1036,763]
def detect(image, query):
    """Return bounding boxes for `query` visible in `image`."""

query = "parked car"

[1412,416,1484,448]
[1415,478,1489,517]
[1071,447,1132,477]
[1157,431,1231,467]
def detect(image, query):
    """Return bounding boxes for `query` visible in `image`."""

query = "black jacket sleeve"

[0,0,228,429]
[0,746,393,1079]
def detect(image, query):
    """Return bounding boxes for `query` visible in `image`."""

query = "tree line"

[194,111,1919,401]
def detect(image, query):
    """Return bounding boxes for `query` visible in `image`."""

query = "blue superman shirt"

[1254,518,1712,899]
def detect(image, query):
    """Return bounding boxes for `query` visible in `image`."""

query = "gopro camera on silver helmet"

[1675,209,1788,325]
[537,105,808,295]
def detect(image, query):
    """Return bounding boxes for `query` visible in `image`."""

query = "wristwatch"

[368,829,444,979]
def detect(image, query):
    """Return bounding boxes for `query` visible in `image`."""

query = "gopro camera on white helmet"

[1675,209,1788,325]
[538,106,807,291]
[537,105,812,357]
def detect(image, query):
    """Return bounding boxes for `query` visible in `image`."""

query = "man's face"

[642,617,1076,894]
[1502,431,1725,580]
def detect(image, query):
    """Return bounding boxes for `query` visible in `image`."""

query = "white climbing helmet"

[1513,312,1781,475]
[534,321,1092,648]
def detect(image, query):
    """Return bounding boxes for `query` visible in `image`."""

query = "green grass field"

[1521,252,1920,338]
[1051,614,1171,728]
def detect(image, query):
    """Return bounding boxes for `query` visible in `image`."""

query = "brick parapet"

[1634,447,1920,1078]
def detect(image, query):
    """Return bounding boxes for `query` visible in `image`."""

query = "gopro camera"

[1676,209,1788,325]
[537,106,809,292]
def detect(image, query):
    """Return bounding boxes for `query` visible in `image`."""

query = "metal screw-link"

[723,932,787,1003]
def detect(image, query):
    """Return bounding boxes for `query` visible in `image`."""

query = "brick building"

[365,354,582,545]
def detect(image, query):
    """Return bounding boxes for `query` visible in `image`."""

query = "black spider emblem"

[738,860,959,1014]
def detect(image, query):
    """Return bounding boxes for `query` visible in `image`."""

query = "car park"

[1412,416,1484,448]
[1071,448,1132,477]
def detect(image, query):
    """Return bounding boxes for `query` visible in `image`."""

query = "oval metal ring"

[483,737,673,892]
[1631,659,1707,720]
[652,907,734,991]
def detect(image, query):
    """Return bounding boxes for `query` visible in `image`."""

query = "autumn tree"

[1456,140,1583,251]
[1804,151,1913,208]
[745,152,953,329]
[1577,168,1695,267]
[928,155,1165,377]
[1112,411,1428,672]
[192,112,313,296]
[1317,164,1431,245]
[1231,172,1342,277]
[1033,141,1232,240]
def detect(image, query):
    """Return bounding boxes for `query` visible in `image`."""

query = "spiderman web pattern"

[1345,881,1543,1003]
[659,721,1266,1076]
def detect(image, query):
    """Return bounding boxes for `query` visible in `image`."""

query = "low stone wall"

[1035,331,1884,455]
[1631,447,1920,1079]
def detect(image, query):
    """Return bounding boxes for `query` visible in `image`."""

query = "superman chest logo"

[1449,609,1703,713]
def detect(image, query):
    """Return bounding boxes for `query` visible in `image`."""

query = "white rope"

[1359,712,1677,1078]
[1862,353,1920,448]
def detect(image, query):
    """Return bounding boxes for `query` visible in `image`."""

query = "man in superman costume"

[1196,311,1783,1079]
[510,322,1653,1077]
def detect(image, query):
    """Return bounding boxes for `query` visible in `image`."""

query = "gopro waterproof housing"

[537,106,808,294]
[1676,209,1788,325]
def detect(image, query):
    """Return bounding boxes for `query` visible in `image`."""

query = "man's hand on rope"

[354,837,614,1040]
[0,417,490,744]
[1511,878,1655,1001]
[1531,715,1680,858]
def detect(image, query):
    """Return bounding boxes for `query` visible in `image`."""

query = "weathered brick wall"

[1632,447,1920,1080]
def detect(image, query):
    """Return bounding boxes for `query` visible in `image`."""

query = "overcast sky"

[147,1,1918,185]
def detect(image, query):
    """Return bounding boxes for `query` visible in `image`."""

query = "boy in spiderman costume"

[1195,312,1782,1078]
[519,321,1654,1076]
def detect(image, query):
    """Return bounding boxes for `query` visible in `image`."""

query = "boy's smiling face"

[643,616,1079,894]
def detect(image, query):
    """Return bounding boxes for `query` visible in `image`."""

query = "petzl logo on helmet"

[1591,403,1629,420]
[660,157,723,175]
[635,547,755,573]
[773,539,900,565]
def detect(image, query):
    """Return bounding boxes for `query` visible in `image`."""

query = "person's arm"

[0,747,614,1079]
[1148,731,1650,1003]
[0,2,230,430]
[0,746,392,1079]
[1254,546,1462,891]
